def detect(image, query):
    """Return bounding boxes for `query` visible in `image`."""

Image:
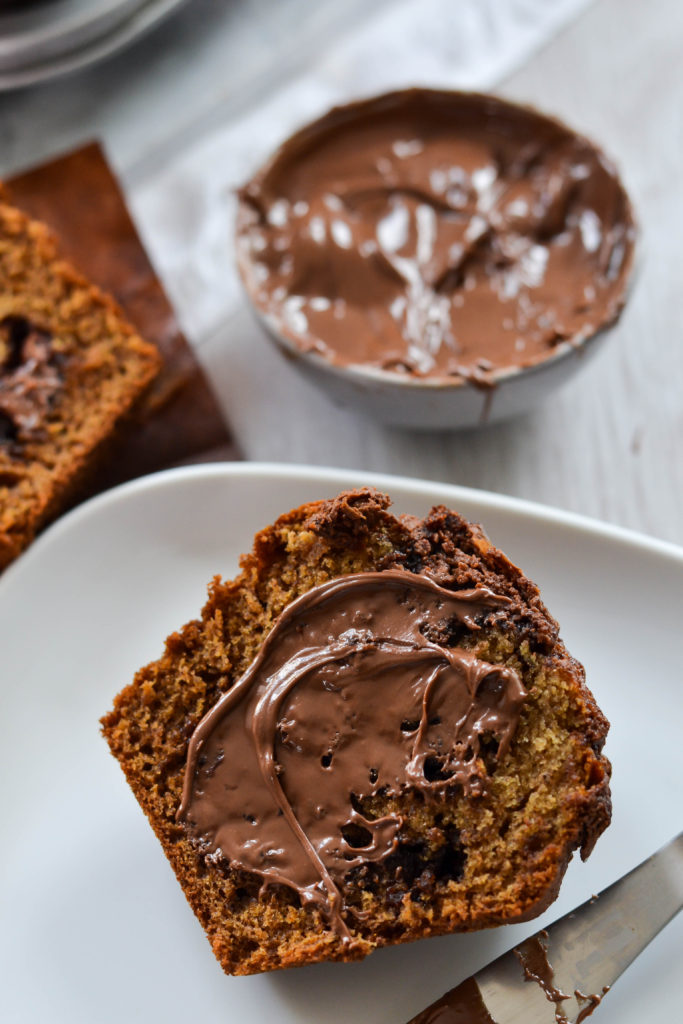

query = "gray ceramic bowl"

[236,89,637,430]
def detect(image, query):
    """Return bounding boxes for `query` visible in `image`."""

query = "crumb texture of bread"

[0,200,160,569]
[101,489,611,975]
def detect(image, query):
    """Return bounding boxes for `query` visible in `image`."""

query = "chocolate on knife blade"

[408,832,683,1023]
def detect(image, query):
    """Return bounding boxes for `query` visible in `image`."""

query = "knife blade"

[407,831,683,1023]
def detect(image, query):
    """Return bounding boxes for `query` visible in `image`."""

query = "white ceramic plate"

[0,0,188,89]
[1,463,681,1024]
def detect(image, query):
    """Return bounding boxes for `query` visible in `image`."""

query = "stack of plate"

[0,0,188,89]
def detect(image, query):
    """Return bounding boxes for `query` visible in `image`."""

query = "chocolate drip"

[515,931,608,1023]
[237,90,635,383]
[178,570,526,939]
[0,315,63,443]
[516,932,572,1020]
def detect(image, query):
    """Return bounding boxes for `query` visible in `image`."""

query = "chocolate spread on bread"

[237,90,635,382]
[178,569,526,938]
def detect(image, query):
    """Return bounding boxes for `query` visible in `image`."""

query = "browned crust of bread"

[0,200,161,569]
[101,489,611,974]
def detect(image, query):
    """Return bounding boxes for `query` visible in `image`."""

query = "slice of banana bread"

[0,198,160,570]
[101,489,610,975]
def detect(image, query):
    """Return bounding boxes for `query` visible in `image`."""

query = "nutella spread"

[237,90,635,382]
[178,569,526,939]
[0,315,62,443]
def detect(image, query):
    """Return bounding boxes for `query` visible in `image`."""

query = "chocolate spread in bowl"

[236,90,636,384]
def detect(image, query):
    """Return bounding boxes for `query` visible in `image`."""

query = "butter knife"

[407,831,683,1023]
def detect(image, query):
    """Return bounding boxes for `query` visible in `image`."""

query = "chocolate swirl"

[178,570,526,939]
[0,315,63,444]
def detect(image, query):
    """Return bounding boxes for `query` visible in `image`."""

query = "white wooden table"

[1,0,680,544]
